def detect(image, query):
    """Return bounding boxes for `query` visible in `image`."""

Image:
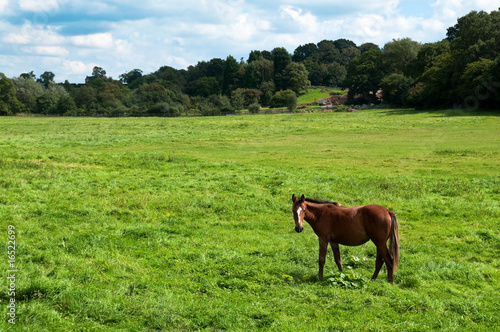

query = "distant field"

[297,87,344,105]
[1,109,499,330]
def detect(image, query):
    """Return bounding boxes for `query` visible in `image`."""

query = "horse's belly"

[333,234,370,246]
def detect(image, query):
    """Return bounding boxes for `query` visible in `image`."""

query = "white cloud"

[22,45,68,56]
[70,33,114,48]
[280,5,319,32]
[86,1,114,15]
[474,0,500,9]
[2,23,64,45]
[202,0,245,21]
[0,0,10,14]
[19,0,60,12]
[432,0,499,20]
[61,60,94,77]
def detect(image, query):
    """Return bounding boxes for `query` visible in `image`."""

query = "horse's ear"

[300,194,305,201]
[292,194,297,202]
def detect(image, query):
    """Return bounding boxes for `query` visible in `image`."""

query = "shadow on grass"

[381,108,500,117]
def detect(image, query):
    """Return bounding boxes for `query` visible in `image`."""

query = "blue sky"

[0,0,498,83]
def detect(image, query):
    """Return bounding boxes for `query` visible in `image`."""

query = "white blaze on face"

[295,207,303,226]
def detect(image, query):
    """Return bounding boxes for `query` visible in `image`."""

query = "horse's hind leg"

[330,242,343,271]
[372,243,394,284]
[385,251,395,284]
[371,252,384,281]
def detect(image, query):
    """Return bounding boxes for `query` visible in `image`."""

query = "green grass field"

[297,88,344,105]
[1,109,499,331]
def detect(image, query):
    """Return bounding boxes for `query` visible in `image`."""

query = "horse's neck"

[303,203,324,226]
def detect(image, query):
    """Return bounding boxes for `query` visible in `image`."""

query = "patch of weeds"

[324,272,367,288]
[345,256,367,268]
[281,274,294,283]
[301,274,319,282]
[298,272,367,288]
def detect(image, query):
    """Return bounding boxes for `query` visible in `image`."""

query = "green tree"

[457,57,500,109]
[260,81,275,106]
[343,49,385,103]
[13,76,44,112]
[407,9,500,109]
[380,73,413,106]
[20,71,36,80]
[92,66,107,78]
[247,50,262,63]
[150,65,189,92]
[272,47,292,74]
[72,86,98,111]
[410,40,450,78]
[292,43,318,62]
[253,56,274,83]
[283,62,310,93]
[136,82,173,106]
[191,77,220,97]
[416,52,458,108]
[333,39,357,52]
[98,82,121,103]
[342,46,361,64]
[243,62,260,89]
[359,43,381,54]
[324,62,347,87]
[303,59,322,85]
[317,40,341,64]
[222,55,240,95]
[447,10,500,62]
[383,38,421,75]
[36,92,59,114]
[37,71,55,87]
[273,47,293,90]
[119,69,143,88]
[55,94,77,115]
[0,73,25,115]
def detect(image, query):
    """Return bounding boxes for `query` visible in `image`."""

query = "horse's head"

[292,194,305,233]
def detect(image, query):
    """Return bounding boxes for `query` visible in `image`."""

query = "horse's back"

[361,204,392,216]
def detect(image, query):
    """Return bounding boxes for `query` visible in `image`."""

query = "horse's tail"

[389,212,400,272]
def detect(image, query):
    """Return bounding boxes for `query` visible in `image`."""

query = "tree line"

[0,9,498,117]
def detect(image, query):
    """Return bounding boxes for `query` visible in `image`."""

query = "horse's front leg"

[331,242,343,271]
[318,238,328,279]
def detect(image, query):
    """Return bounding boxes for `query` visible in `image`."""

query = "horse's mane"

[305,198,342,206]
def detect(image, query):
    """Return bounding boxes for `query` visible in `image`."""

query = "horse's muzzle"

[295,226,304,233]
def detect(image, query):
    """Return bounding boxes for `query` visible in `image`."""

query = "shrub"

[148,102,170,116]
[231,88,262,109]
[147,102,180,117]
[168,106,181,117]
[248,103,261,114]
[285,93,298,112]
[270,89,297,109]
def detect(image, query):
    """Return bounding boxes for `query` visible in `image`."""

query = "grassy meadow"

[296,88,344,104]
[0,109,499,331]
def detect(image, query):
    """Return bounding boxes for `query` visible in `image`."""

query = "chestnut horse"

[292,194,399,284]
